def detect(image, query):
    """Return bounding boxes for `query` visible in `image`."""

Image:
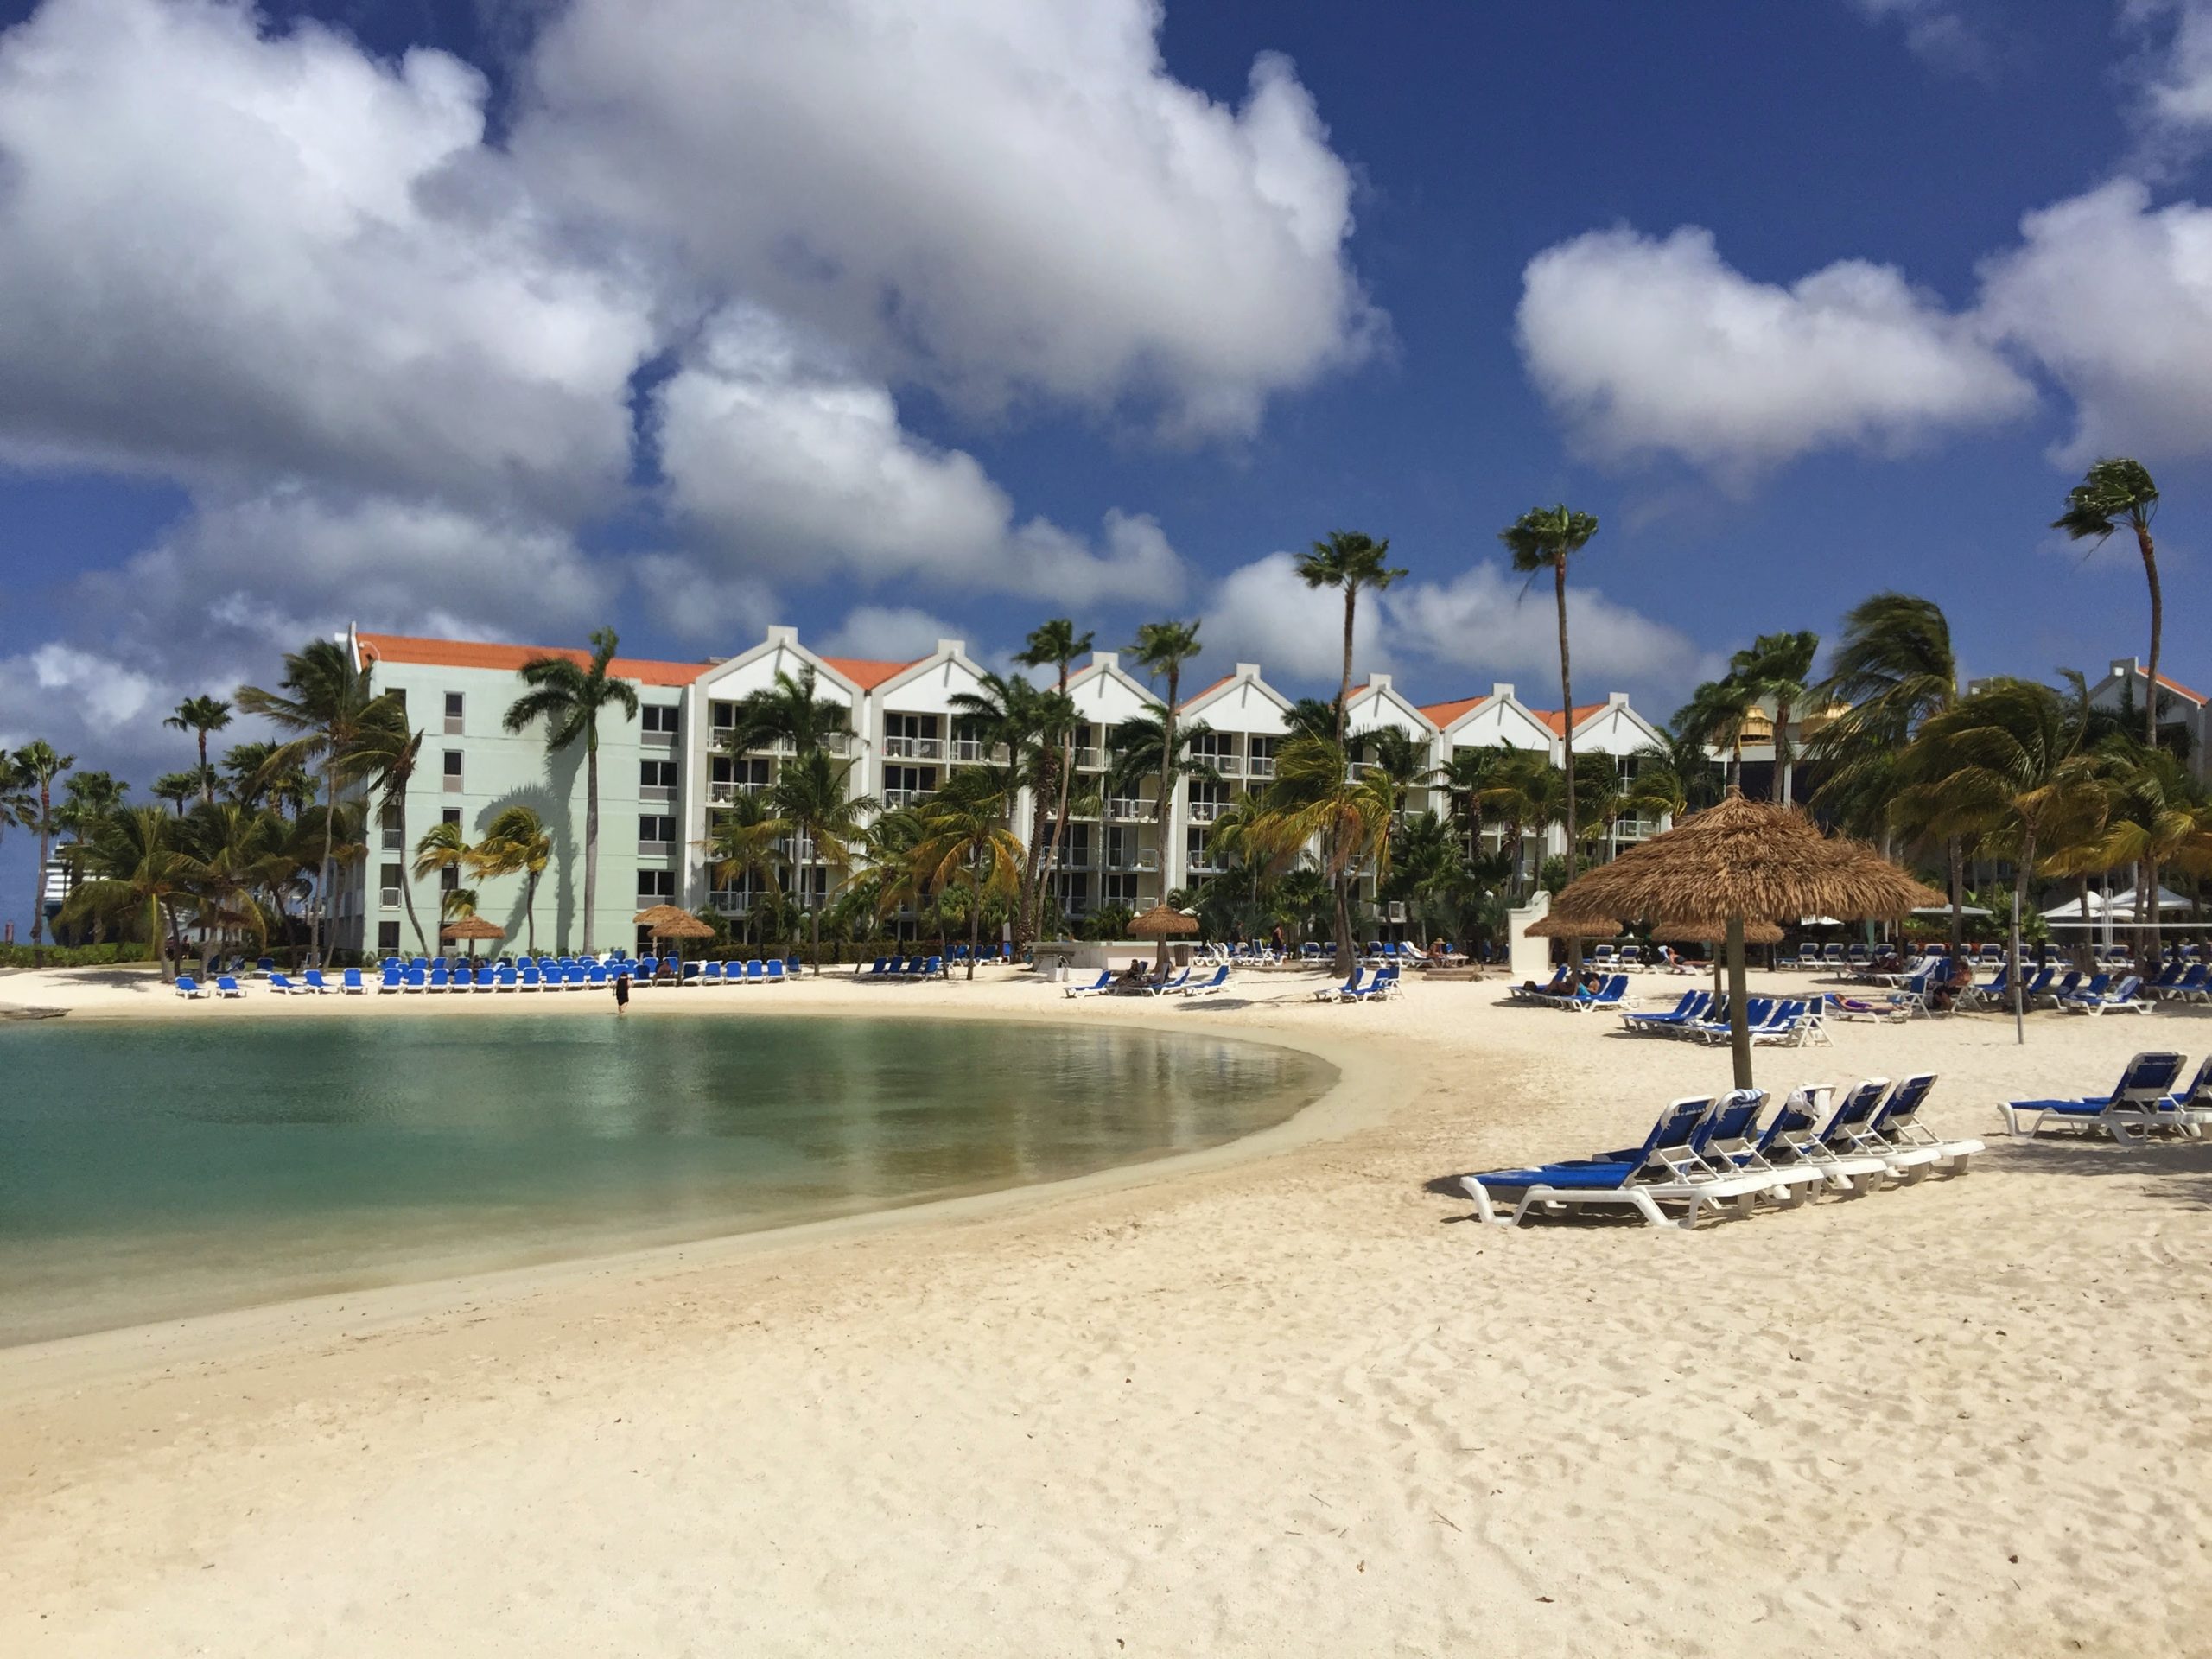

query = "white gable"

[696,627,857,708]
[875,645,987,717]
[1570,696,1663,758]
[1440,686,1554,754]
[1345,674,1436,741]
[1181,664,1293,736]
[1067,652,1153,726]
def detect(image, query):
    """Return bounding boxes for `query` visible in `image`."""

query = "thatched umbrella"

[1550,791,1941,1087]
[634,904,715,967]
[1525,912,1620,938]
[440,914,505,961]
[1129,903,1198,973]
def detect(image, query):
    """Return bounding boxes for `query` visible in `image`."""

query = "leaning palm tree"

[502,627,639,954]
[10,740,74,967]
[2083,741,2207,968]
[1808,591,1964,950]
[58,804,201,981]
[1500,505,1600,959]
[370,729,432,955]
[237,638,405,965]
[1671,677,1758,792]
[1013,617,1095,935]
[411,820,474,936]
[1726,630,1820,805]
[2052,459,2164,749]
[1127,619,1203,896]
[1249,734,1396,975]
[181,800,285,971]
[767,747,875,973]
[910,768,1027,979]
[1470,747,1569,897]
[721,666,850,760]
[1297,531,1406,747]
[162,696,233,805]
[474,804,554,955]
[699,791,791,947]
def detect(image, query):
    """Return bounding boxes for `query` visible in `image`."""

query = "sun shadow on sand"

[1995,1137,2212,1211]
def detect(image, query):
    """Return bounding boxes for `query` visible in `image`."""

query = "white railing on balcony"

[881,788,918,810]
[728,733,853,757]
[777,836,820,863]
[948,739,1008,765]
[1105,849,1158,873]
[707,780,766,805]
[1107,799,1147,821]
[1245,754,1275,779]
[1191,748,1237,777]
[709,891,756,916]
[883,734,944,760]
[1186,799,1223,823]
[1071,746,1103,770]
[1187,855,1222,875]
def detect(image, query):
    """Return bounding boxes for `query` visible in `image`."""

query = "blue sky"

[3,0,2211,930]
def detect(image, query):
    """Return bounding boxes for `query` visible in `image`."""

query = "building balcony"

[949,739,1008,765]
[709,891,759,916]
[1071,746,1104,770]
[642,728,677,747]
[707,780,766,805]
[880,787,920,810]
[1187,799,1224,823]
[638,840,673,858]
[1245,754,1275,779]
[883,734,944,760]
[1192,751,1239,778]
[1106,849,1159,873]
[1106,799,1147,821]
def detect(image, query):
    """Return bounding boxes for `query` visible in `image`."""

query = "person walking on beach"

[613,973,630,1015]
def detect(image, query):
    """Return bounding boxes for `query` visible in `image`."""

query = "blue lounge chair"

[1344,964,1400,1002]
[1757,1082,1895,1194]
[1318,966,1366,1001]
[1458,1095,1777,1229]
[214,974,246,998]
[338,968,365,993]
[765,960,787,983]
[2158,1056,2212,1137]
[1065,969,1113,999]
[300,969,332,994]
[257,957,277,976]
[1620,989,1709,1033]
[518,966,542,991]
[1182,965,1231,996]
[268,972,299,995]
[1862,1073,1981,1173]
[1576,973,1628,1011]
[378,968,403,993]
[1999,1051,2190,1141]
[174,975,207,999]
[2063,973,2151,1016]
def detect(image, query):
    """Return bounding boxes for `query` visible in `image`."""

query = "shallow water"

[0,1014,1330,1345]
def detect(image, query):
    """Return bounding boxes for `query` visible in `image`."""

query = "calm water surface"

[0,1014,1330,1345]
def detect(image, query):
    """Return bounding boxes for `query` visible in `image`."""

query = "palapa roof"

[440,915,505,940]
[633,904,716,938]
[1549,790,1942,926]
[1524,912,1619,938]
[1128,904,1199,938]
[1649,916,1783,944]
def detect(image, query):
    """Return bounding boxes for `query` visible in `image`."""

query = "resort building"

[2088,657,2209,784]
[342,625,1670,954]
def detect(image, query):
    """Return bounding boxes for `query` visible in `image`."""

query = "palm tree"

[162,696,233,804]
[10,740,75,967]
[911,768,1027,979]
[1671,677,1758,791]
[411,820,474,943]
[1249,734,1395,974]
[1285,696,1344,744]
[501,627,639,954]
[2084,741,2207,968]
[1726,630,1820,804]
[720,666,850,759]
[1809,591,1965,949]
[1896,677,2095,994]
[2052,459,2164,749]
[59,805,201,981]
[1470,747,1570,896]
[1014,618,1094,936]
[767,747,875,972]
[1297,531,1406,747]
[370,729,432,955]
[181,800,286,970]
[237,638,405,965]
[700,792,791,947]
[1126,619,1204,898]
[219,741,314,816]
[949,668,1071,947]
[1356,726,1434,809]
[474,804,553,955]
[1500,505,1600,959]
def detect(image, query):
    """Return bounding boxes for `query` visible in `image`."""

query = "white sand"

[3,961,2209,1656]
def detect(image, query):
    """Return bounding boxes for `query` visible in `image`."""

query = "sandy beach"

[3,961,2209,1657]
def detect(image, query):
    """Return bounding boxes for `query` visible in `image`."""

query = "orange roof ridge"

[822,656,921,691]
[1179,673,1235,709]
[1417,694,1490,727]
[356,632,712,688]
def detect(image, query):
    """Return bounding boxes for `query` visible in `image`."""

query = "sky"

[3,0,2212,929]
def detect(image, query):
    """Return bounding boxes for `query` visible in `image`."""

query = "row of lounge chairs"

[1506,973,1629,1010]
[185,960,803,996]
[1618,990,1831,1046]
[1998,1051,2212,1141]
[1312,964,1401,1002]
[1063,964,1232,999]
[1459,1076,1978,1229]
[861,955,945,979]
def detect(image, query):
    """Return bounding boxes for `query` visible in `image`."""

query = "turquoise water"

[0,1014,1330,1346]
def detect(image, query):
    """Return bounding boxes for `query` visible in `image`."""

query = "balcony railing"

[1245,754,1275,779]
[1106,799,1147,821]
[881,788,919,810]
[1187,855,1222,875]
[1191,750,1239,777]
[777,836,821,863]
[883,734,944,760]
[1106,849,1159,873]
[1186,799,1224,823]
[442,774,462,793]
[642,728,677,747]
[720,733,853,756]
[1071,746,1104,770]
[638,839,672,857]
[709,891,759,916]
[707,780,766,805]
[948,739,1008,765]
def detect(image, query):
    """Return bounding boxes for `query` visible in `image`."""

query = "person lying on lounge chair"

[1521,966,1573,997]
[1116,958,1152,990]
[1929,953,1974,1014]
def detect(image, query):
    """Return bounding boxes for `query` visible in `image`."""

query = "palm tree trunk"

[1947,836,1965,959]
[1157,669,1179,975]
[1337,590,1354,749]
[582,734,599,955]
[1775,698,1793,807]
[524,869,538,956]
[1554,561,1579,974]
[2138,523,2163,752]
[968,879,981,981]
[395,800,429,956]
[31,783,51,969]
[150,893,174,982]
[198,731,213,805]
[1725,913,1753,1092]
[315,755,335,968]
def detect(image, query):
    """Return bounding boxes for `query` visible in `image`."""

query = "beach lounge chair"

[2158,1056,2212,1136]
[1694,1090,1827,1207]
[300,969,332,994]
[1065,969,1114,998]
[1579,973,1627,1011]
[1183,964,1231,996]
[1620,989,1709,1033]
[257,956,277,976]
[1807,1076,1948,1182]
[339,968,365,994]
[518,965,543,991]
[214,974,246,998]
[1319,967,1367,1001]
[174,975,207,999]
[2170,965,2212,1006]
[1998,1051,2190,1141]
[1458,1094,1778,1229]
[765,960,788,983]
[267,972,299,995]
[1758,1083,1893,1194]
[2062,973,2148,1015]
[1617,944,1643,969]
[1344,965,1400,1002]
[1864,1073,1981,1173]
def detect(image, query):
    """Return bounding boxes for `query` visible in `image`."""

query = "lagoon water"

[0,1014,1330,1346]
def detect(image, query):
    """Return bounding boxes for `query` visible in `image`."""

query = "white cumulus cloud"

[1201,552,1384,683]
[0,0,657,514]
[514,0,1378,438]
[1516,225,2035,480]
[656,307,1188,605]
[819,607,965,663]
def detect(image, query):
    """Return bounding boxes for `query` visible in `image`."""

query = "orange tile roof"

[356,632,713,688]
[1417,694,1491,728]
[1529,702,1609,736]
[1179,673,1235,709]
[2153,670,2207,705]
[822,656,918,692]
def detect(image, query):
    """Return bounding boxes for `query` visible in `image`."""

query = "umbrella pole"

[1726,913,1752,1092]
[2011,885,2024,1046]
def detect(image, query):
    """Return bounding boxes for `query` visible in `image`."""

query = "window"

[884,712,941,760]
[441,865,459,893]
[378,920,401,951]
[642,703,680,738]
[640,758,677,802]
[442,750,463,792]
[379,804,403,851]
[1247,734,1277,778]
[710,699,737,732]
[1057,823,1092,868]
[1107,824,1144,869]
[710,755,770,797]
[379,862,403,907]
[442,808,461,827]
[443,691,463,734]
[1101,873,1140,905]
[637,868,675,899]
[639,815,676,852]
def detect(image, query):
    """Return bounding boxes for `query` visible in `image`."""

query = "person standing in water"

[613,972,630,1015]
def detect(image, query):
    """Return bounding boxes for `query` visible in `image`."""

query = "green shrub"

[0,942,156,969]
